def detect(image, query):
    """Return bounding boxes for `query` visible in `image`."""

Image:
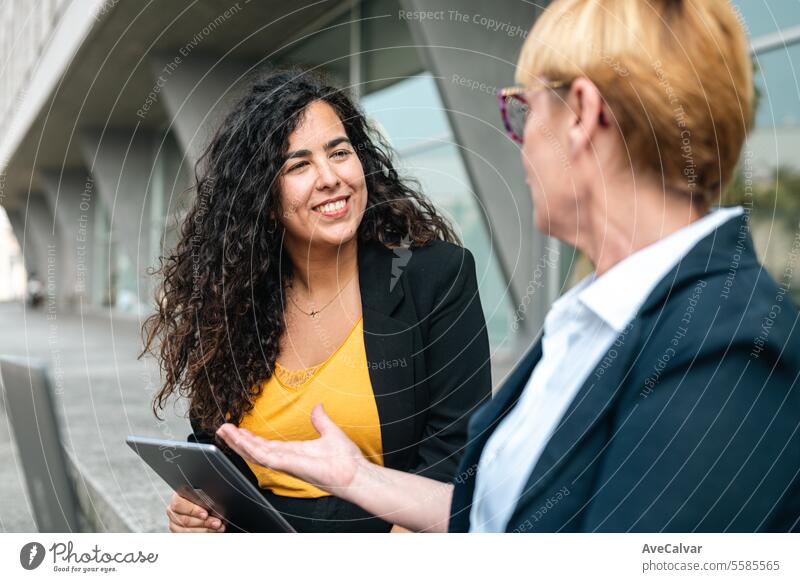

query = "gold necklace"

[287,272,357,318]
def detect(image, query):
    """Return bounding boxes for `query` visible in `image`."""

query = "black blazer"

[450,213,800,532]
[190,239,492,521]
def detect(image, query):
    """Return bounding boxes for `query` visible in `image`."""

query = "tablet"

[126,435,296,533]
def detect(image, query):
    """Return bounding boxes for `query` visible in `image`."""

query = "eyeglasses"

[498,80,569,144]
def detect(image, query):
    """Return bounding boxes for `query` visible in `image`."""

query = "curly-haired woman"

[142,71,492,533]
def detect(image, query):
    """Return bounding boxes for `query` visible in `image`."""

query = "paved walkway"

[0,301,190,532]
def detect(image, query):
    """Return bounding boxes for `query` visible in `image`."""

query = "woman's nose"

[315,160,341,190]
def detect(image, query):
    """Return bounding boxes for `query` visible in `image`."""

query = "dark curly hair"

[142,69,458,433]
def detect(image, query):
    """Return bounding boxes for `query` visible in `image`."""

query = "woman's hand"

[166,492,225,533]
[218,404,453,532]
[216,404,366,497]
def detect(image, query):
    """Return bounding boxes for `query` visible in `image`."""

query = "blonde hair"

[517,0,753,203]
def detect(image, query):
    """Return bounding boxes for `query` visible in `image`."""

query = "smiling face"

[277,100,368,250]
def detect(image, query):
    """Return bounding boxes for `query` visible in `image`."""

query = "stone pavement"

[0,301,190,532]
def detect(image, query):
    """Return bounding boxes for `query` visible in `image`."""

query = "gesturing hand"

[216,404,366,495]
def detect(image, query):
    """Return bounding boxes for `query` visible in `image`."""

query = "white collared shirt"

[469,206,744,532]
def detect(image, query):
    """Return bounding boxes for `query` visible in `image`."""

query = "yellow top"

[239,317,384,498]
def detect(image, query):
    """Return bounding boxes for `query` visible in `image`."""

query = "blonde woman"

[217,0,800,532]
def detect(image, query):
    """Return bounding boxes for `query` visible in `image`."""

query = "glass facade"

[360,75,511,346]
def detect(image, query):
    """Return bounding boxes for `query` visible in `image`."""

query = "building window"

[361,74,512,347]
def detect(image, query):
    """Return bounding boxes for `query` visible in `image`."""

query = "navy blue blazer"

[450,213,800,532]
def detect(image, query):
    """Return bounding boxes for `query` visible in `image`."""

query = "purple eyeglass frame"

[498,81,569,144]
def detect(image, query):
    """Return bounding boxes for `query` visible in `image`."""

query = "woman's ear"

[567,77,605,159]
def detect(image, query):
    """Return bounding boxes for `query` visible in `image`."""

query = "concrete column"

[38,169,96,309]
[5,205,43,279]
[147,53,254,170]
[25,192,59,308]
[145,129,192,255]
[79,128,155,308]
[401,0,553,353]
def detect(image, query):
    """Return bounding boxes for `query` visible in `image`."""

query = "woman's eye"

[331,149,351,160]
[286,161,308,173]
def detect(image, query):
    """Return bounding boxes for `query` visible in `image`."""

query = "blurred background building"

[2,0,799,356]
[0,0,798,532]
[0,0,556,373]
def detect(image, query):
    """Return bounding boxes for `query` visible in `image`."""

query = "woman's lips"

[312,196,349,218]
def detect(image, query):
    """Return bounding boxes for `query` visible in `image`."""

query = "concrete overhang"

[1,0,345,211]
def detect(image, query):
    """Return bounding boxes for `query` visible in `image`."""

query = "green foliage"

[723,165,800,225]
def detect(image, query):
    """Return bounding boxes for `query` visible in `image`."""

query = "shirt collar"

[545,272,594,322]
[578,206,744,332]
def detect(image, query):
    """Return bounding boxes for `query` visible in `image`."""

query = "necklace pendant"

[309,310,319,318]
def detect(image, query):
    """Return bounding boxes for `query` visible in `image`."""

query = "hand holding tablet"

[126,436,296,533]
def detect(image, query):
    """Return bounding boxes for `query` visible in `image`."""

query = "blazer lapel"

[468,339,542,439]
[358,241,417,470]
[449,338,543,531]
[639,213,757,315]
[507,322,641,528]
[506,212,754,528]
[358,240,404,314]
